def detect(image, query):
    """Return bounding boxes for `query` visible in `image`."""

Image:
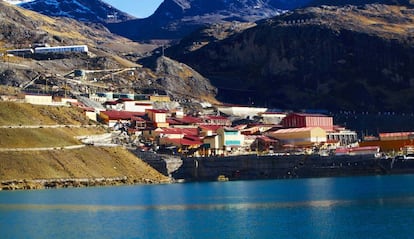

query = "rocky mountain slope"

[154,56,218,102]
[106,0,312,42]
[166,4,414,112]
[0,1,145,56]
[308,0,414,6]
[0,2,217,103]
[19,0,135,23]
[14,0,326,42]
[16,0,413,43]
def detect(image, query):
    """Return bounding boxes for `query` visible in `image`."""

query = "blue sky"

[103,0,164,18]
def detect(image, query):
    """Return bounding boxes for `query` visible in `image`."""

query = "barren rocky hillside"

[106,0,286,42]
[0,102,170,190]
[20,0,135,24]
[168,4,414,112]
[0,2,217,103]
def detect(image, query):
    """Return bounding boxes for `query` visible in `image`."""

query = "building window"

[225,140,241,146]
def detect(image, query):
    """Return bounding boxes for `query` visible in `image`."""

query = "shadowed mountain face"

[106,0,314,41]
[308,0,414,6]
[166,4,414,112]
[17,0,413,42]
[19,0,135,23]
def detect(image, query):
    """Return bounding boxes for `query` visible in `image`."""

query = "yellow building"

[150,95,170,102]
[146,109,169,128]
[268,127,326,147]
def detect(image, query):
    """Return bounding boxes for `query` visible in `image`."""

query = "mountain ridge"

[0,1,217,103]
[19,0,135,23]
[308,0,414,6]
[106,0,309,41]
[15,0,414,42]
[166,4,414,112]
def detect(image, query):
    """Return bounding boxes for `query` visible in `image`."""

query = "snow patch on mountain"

[4,0,33,4]
[18,0,135,23]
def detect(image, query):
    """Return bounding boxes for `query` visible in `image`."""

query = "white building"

[25,94,52,105]
[123,101,153,113]
[217,105,267,118]
[327,129,358,146]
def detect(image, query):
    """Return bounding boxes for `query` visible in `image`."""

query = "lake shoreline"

[0,176,171,191]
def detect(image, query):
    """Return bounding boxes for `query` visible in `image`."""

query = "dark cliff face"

[270,0,313,9]
[107,0,312,41]
[308,0,414,6]
[168,5,414,112]
[151,0,281,19]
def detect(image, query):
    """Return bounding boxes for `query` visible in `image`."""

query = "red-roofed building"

[167,118,182,125]
[281,113,333,131]
[159,127,199,138]
[131,115,147,130]
[73,103,97,121]
[240,125,260,135]
[99,111,144,127]
[199,125,222,136]
[251,136,279,152]
[168,116,204,126]
[103,100,119,110]
[157,128,203,156]
[144,127,199,145]
[162,137,203,147]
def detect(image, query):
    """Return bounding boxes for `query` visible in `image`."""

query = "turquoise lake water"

[1,175,414,239]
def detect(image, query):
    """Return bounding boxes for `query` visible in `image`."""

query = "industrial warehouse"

[5,44,89,58]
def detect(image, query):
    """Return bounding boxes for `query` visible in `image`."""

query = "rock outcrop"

[169,4,414,112]
[154,56,217,102]
[106,0,288,41]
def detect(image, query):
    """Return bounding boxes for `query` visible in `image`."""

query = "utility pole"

[64,81,67,98]
[44,78,48,94]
